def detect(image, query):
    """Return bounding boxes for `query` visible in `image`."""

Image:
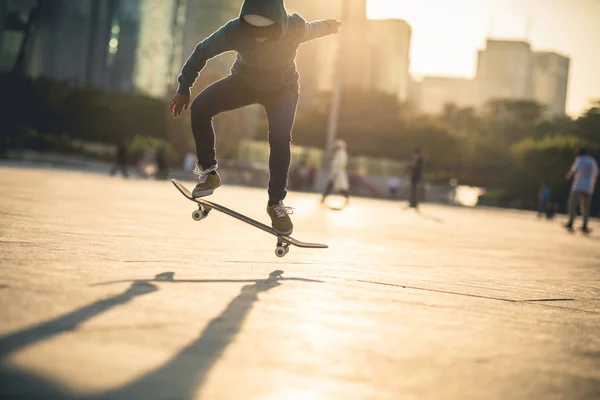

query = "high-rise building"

[0,0,38,72]
[25,0,98,84]
[132,0,187,97]
[20,0,187,98]
[285,0,342,104]
[532,51,569,116]
[475,39,535,105]
[410,38,570,118]
[181,0,240,78]
[367,19,411,103]
[412,77,475,114]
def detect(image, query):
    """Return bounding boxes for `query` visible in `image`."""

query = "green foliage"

[2,73,599,213]
[0,73,193,162]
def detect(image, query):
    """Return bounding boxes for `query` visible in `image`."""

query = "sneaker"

[192,164,221,198]
[266,201,294,235]
[581,226,592,234]
[564,223,574,232]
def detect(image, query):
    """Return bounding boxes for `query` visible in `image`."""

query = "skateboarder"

[321,139,350,205]
[169,0,341,235]
[564,148,598,233]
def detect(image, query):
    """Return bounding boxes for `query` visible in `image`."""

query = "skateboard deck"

[171,179,328,257]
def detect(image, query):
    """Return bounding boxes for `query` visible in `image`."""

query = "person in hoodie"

[170,0,341,235]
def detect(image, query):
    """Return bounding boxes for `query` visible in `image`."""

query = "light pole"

[324,0,348,168]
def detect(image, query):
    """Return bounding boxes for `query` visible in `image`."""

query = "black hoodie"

[177,0,339,94]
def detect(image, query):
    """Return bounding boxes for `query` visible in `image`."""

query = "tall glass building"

[6,0,186,99]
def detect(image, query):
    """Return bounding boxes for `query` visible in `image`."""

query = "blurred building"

[182,0,240,77]
[0,0,38,72]
[339,0,369,91]
[532,51,570,116]
[23,1,98,83]
[5,0,186,98]
[285,0,342,105]
[412,77,475,114]
[132,0,187,97]
[412,38,570,117]
[475,39,535,104]
[367,19,411,103]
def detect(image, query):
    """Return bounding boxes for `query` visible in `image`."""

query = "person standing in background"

[110,139,129,178]
[538,182,550,218]
[321,139,350,206]
[409,148,424,209]
[564,148,598,233]
[155,145,169,180]
[388,176,400,199]
[184,152,197,178]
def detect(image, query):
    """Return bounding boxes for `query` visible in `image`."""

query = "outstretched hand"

[329,19,342,33]
[170,93,190,118]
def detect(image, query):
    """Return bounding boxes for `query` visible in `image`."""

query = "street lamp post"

[324,0,348,168]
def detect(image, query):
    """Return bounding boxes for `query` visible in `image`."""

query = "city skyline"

[367,0,600,116]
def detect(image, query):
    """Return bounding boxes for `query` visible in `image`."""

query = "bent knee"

[190,97,216,119]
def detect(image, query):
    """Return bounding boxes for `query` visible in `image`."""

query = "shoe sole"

[192,189,214,198]
[273,228,293,236]
[192,183,221,198]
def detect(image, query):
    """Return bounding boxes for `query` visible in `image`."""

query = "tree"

[574,99,600,144]
[482,99,546,143]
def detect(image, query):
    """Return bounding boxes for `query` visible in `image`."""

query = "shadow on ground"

[0,271,321,399]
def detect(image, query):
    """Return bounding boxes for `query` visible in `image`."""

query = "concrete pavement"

[0,166,599,399]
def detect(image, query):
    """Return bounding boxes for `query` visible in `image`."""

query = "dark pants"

[567,190,591,228]
[191,75,299,202]
[409,181,420,208]
[321,181,349,201]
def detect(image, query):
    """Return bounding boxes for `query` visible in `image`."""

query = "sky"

[367,0,600,116]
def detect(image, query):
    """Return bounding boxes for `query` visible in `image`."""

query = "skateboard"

[171,179,328,257]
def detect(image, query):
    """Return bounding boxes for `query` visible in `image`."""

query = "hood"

[239,0,289,38]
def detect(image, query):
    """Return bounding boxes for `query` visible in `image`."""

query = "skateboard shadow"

[0,271,321,400]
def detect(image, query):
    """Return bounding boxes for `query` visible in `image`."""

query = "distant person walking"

[306,164,317,191]
[564,148,598,233]
[321,139,350,205]
[155,146,169,180]
[184,152,197,177]
[388,176,400,199]
[140,142,157,178]
[538,182,550,218]
[409,148,424,209]
[110,139,129,178]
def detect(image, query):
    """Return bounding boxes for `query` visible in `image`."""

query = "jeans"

[567,190,591,228]
[190,74,299,202]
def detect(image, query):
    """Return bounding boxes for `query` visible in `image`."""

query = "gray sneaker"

[192,164,221,198]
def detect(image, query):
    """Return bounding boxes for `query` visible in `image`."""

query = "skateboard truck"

[191,204,211,221]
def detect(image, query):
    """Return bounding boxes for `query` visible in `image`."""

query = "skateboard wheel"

[275,246,287,258]
[284,246,290,255]
[192,210,204,221]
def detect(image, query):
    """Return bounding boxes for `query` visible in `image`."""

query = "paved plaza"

[1,165,599,399]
